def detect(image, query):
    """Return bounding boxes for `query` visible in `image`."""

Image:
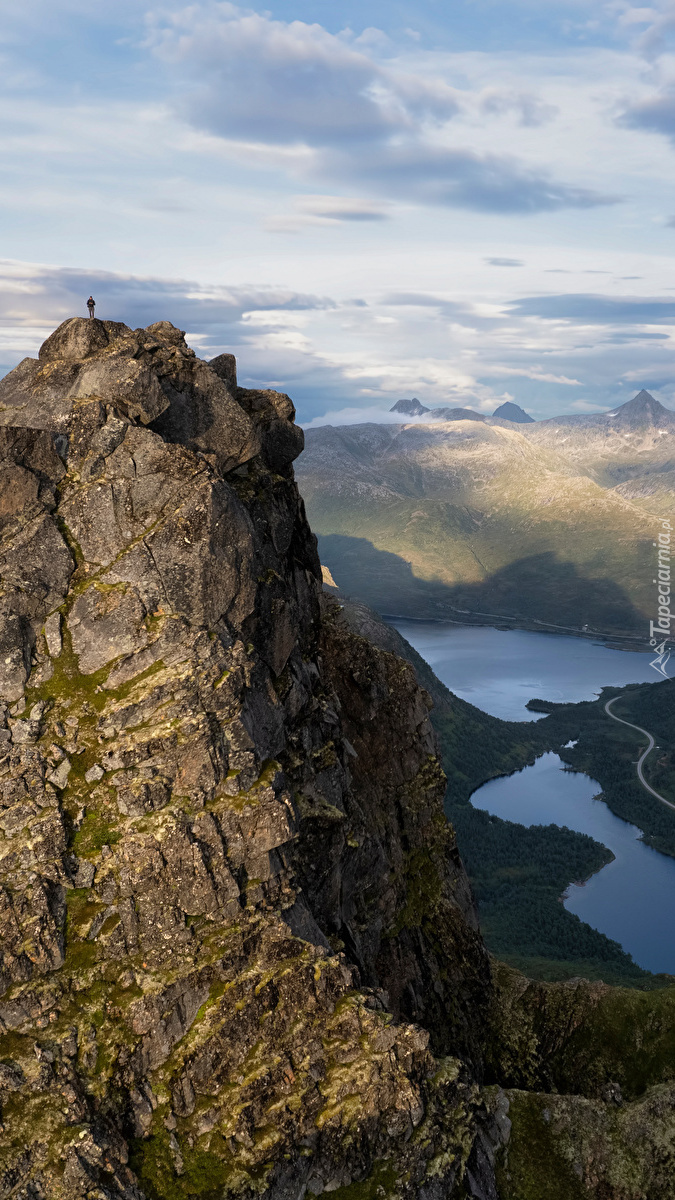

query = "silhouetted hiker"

[87,296,95,319]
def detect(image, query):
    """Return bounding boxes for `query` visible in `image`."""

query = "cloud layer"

[2,260,674,426]
[147,2,614,213]
[510,294,675,322]
[0,260,333,377]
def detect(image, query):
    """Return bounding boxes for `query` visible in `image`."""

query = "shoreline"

[381,611,652,652]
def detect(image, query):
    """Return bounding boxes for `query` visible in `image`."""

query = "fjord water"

[388,621,675,973]
[389,621,660,721]
[474,754,675,974]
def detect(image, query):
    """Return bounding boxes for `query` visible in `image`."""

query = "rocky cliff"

[1,318,675,1200]
[0,318,499,1200]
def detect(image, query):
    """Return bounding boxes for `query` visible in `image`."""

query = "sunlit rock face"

[0,318,496,1200]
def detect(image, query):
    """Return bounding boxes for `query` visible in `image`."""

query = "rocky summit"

[389,399,429,417]
[490,403,533,424]
[0,318,496,1199]
[2,319,675,1200]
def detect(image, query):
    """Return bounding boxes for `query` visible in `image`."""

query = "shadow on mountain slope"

[318,533,647,636]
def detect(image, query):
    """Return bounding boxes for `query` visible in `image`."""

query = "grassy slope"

[312,498,652,635]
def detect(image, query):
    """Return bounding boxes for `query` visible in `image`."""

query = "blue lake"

[388,622,675,974]
[389,621,664,721]
[473,753,675,974]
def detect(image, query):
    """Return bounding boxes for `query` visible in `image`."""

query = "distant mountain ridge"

[386,390,674,429]
[522,390,675,517]
[432,406,486,422]
[298,389,675,637]
[529,390,675,430]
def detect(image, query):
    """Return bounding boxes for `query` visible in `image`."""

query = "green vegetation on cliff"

[485,960,675,1198]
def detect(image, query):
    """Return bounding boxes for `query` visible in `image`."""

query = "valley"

[343,602,675,985]
[298,391,674,639]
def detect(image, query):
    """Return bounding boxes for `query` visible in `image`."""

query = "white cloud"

[303,404,415,428]
[482,365,583,384]
[144,2,614,213]
[478,87,559,127]
[568,397,615,410]
[147,2,462,146]
[318,140,615,212]
[2,259,675,422]
[1,7,675,424]
[611,5,660,27]
[619,82,675,139]
[265,194,391,232]
[0,258,334,363]
[634,1,675,55]
[486,257,525,266]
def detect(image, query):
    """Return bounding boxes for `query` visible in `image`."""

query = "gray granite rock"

[47,757,71,788]
[68,585,149,674]
[44,611,63,657]
[0,316,505,1200]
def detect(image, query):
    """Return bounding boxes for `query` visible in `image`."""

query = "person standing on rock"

[87,296,95,319]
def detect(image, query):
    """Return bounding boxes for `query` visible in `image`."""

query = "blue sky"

[3,1,675,421]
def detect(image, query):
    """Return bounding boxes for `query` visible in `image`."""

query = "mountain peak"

[492,401,534,423]
[390,397,429,416]
[608,390,675,427]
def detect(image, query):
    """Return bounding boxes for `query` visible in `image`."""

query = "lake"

[473,753,675,974]
[388,621,663,721]
[387,621,675,974]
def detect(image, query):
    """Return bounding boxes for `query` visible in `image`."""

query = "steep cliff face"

[5,318,675,1200]
[0,319,497,1200]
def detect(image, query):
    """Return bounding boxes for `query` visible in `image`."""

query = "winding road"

[604,696,675,813]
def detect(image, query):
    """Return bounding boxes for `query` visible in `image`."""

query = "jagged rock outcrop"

[0,319,498,1199]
